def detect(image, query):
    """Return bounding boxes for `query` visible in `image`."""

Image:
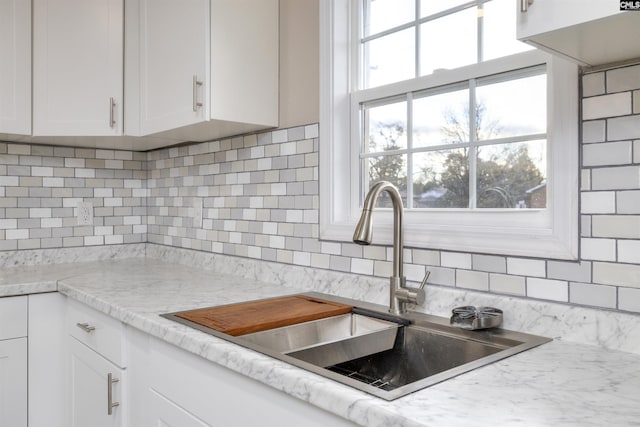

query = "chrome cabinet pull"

[109,97,116,128]
[107,373,120,415]
[192,75,203,112]
[76,322,96,333]
[520,0,534,12]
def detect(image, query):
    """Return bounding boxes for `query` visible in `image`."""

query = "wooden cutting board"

[175,294,352,336]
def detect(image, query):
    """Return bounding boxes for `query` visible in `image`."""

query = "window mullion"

[469,78,478,209]
[406,92,414,208]
[477,2,484,63]
[415,0,420,79]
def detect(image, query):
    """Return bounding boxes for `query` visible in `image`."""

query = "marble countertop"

[3,257,640,426]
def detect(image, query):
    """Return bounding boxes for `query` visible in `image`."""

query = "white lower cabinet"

[69,337,124,427]
[147,389,209,427]
[127,327,357,427]
[0,337,27,427]
[29,293,68,427]
[0,295,28,427]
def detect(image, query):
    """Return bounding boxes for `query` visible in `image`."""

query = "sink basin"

[162,292,551,400]
[240,313,401,367]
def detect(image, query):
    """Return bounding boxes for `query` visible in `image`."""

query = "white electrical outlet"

[77,201,93,225]
[193,197,203,229]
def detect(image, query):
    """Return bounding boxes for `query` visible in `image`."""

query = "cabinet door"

[133,0,209,135]
[0,0,31,135]
[33,0,123,136]
[148,389,210,427]
[0,338,27,427]
[69,337,123,427]
[516,0,639,66]
[517,0,622,39]
[29,293,68,427]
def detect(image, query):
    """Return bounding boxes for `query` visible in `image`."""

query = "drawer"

[0,296,27,340]
[67,299,126,368]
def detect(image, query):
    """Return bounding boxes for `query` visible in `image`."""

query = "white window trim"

[319,0,579,260]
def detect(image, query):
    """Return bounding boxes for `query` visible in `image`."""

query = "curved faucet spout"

[353,181,404,280]
[353,181,424,314]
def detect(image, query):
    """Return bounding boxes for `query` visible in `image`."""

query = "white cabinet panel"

[29,293,68,427]
[33,0,123,135]
[517,0,640,66]
[148,389,210,427]
[131,0,209,135]
[67,298,126,368]
[0,295,27,340]
[125,0,278,142]
[70,337,124,427]
[0,338,27,427]
[0,0,31,135]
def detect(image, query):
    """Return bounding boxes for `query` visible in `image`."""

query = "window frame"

[319,0,579,260]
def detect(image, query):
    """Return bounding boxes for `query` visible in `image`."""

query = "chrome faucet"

[353,181,426,315]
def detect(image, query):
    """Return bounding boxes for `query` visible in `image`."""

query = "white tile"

[0,176,19,186]
[617,190,640,213]
[580,170,591,191]
[351,258,373,275]
[6,229,29,239]
[489,273,526,295]
[569,282,616,309]
[31,166,54,177]
[412,249,440,266]
[404,263,425,283]
[7,143,30,155]
[592,215,640,238]
[635,141,640,163]
[582,72,605,97]
[292,251,311,266]
[321,241,342,255]
[591,166,640,190]
[456,270,489,291]
[527,278,568,302]
[608,115,640,141]
[425,266,455,287]
[619,287,640,313]
[507,258,546,277]
[582,120,605,143]
[363,245,387,260]
[547,260,591,283]
[582,92,631,120]
[0,219,17,229]
[606,64,640,92]
[472,254,506,273]
[581,192,615,214]
[618,240,640,263]
[583,141,632,166]
[593,262,640,288]
[581,238,616,261]
[441,252,471,269]
[29,208,51,218]
[304,124,319,139]
[373,260,392,277]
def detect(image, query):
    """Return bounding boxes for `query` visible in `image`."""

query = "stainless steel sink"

[162,292,551,400]
[240,313,401,367]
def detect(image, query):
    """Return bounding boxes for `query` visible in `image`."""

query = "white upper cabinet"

[125,0,209,135]
[517,0,640,66]
[126,0,278,142]
[33,0,124,136]
[0,0,31,135]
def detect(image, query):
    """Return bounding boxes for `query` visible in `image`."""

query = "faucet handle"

[419,270,430,290]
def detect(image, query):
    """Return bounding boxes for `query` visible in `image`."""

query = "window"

[320,0,579,259]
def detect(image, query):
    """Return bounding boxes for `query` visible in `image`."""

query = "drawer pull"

[76,322,96,333]
[107,373,120,415]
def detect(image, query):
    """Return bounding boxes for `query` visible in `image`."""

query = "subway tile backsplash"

[0,144,147,250]
[1,64,640,315]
